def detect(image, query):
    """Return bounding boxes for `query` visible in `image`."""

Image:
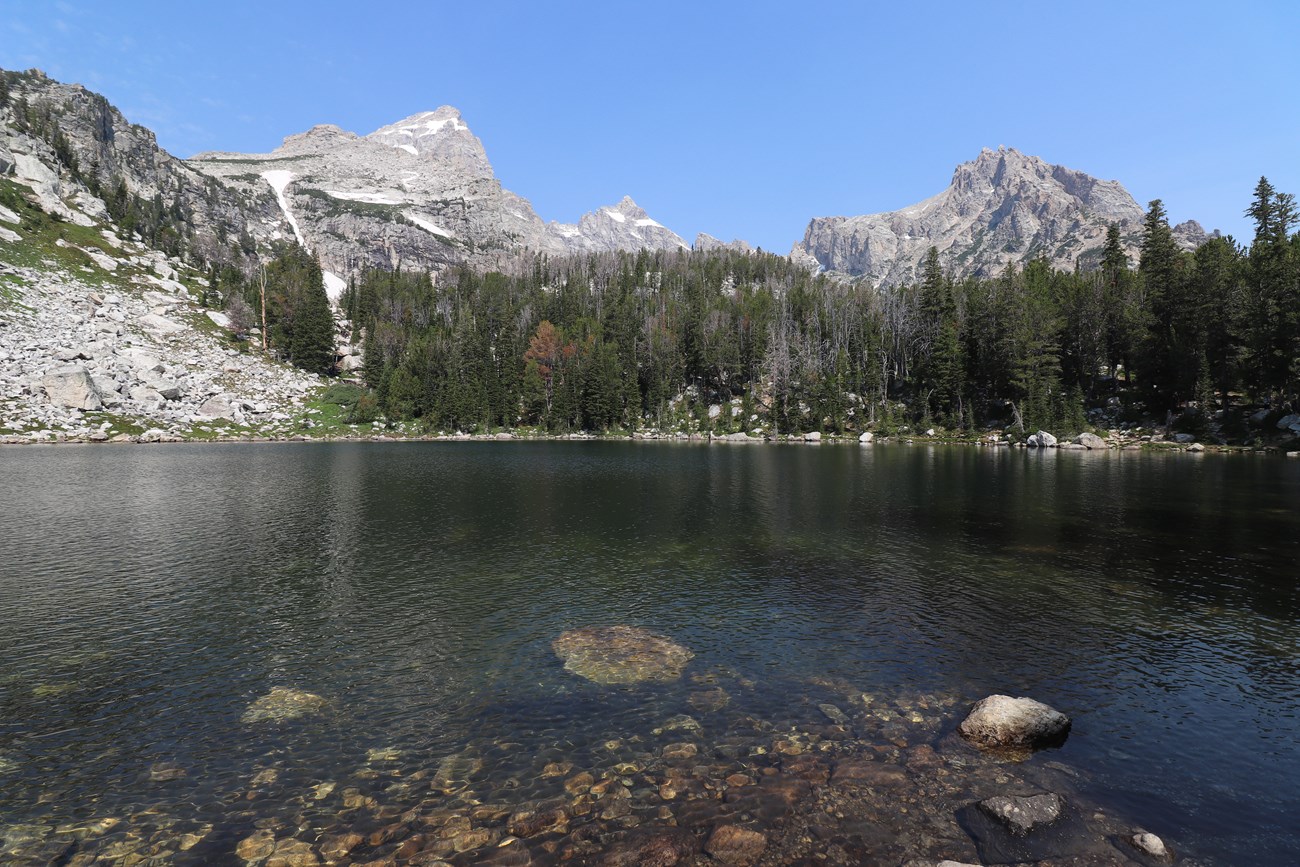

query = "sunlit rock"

[241,687,327,723]
[552,625,693,685]
[978,793,1063,836]
[1132,832,1170,860]
[958,694,1070,751]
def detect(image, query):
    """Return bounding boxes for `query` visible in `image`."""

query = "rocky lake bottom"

[1,442,1297,866]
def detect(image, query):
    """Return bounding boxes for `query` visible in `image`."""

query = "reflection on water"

[0,442,1298,864]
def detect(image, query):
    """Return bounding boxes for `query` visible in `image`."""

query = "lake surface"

[1,442,1297,865]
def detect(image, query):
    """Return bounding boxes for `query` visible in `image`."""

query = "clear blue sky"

[3,1,1298,250]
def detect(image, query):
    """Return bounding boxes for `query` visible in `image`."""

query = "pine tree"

[915,247,965,427]
[1137,200,1186,408]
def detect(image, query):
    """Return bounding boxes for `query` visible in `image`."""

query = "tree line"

[327,179,1297,437]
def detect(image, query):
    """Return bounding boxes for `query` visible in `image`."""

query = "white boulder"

[958,694,1071,750]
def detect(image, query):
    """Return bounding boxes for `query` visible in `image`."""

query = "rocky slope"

[189,107,689,283]
[0,192,328,443]
[794,146,1215,285]
[0,69,273,271]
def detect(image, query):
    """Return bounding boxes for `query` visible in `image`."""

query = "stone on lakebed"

[242,687,327,723]
[552,625,693,685]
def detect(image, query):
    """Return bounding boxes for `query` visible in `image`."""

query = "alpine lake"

[1,441,1297,866]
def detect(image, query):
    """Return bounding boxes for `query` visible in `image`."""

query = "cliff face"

[1,69,274,270]
[794,147,1213,285]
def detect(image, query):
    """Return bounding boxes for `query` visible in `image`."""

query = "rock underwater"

[552,625,694,685]
[241,687,327,723]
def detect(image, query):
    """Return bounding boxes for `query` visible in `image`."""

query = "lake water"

[1,442,1297,865]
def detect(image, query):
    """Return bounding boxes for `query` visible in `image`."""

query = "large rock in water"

[242,687,327,723]
[978,793,1063,836]
[958,694,1070,750]
[1027,430,1058,448]
[40,366,102,410]
[1075,431,1107,449]
[552,626,693,685]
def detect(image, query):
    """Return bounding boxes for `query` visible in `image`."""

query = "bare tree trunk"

[257,265,269,351]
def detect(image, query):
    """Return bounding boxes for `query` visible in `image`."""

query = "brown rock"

[267,838,319,867]
[601,828,700,866]
[236,830,276,861]
[564,771,595,795]
[507,805,568,838]
[689,687,731,713]
[552,626,693,684]
[831,758,908,787]
[540,761,573,778]
[704,825,767,866]
[661,742,699,761]
[319,832,362,859]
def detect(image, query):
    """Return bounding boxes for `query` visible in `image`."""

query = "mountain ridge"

[793,146,1216,285]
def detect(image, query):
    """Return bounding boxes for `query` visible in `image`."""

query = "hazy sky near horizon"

[3,1,1297,250]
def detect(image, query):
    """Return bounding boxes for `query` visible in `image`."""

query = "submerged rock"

[958,694,1070,751]
[705,825,767,866]
[552,625,694,685]
[601,827,699,865]
[241,687,327,723]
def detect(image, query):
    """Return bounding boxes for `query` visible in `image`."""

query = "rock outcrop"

[694,233,754,254]
[794,147,1217,286]
[0,69,274,270]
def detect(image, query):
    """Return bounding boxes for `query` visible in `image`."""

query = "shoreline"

[0,428,1285,455]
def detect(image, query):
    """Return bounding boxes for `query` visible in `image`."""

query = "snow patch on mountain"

[261,170,306,247]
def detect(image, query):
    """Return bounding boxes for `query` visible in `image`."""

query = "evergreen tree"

[914,248,965,426]
[1137,200,1186,408]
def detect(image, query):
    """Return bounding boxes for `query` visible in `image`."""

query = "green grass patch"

[81,412,148,436]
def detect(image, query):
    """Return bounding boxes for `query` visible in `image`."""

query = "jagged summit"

[365,106,487,175]
[794,146,1211,286]
[694,233,754,254]
[551,196,689,252]
[190,105,688,277]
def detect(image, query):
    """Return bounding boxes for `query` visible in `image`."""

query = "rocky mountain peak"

[794,147,1201,286]
[365,106,489,174]
[278,124,359,155]
[694,233,754,254]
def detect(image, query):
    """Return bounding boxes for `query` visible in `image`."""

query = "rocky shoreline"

[0,427,1278,455]
[0,626,1193,866]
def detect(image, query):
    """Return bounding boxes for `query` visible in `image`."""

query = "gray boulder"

[196,394,235,420]
[858,431,874,444]
[958,694,1071,750]
[1075,431,1107,449]
[1276,413,1300,433]
[40,367,102,410]
[1131,832,1170,860]
[1027,430,1058,448]
[978,793,1063,836]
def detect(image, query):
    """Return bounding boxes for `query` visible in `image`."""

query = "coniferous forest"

[254,182,1298,439]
